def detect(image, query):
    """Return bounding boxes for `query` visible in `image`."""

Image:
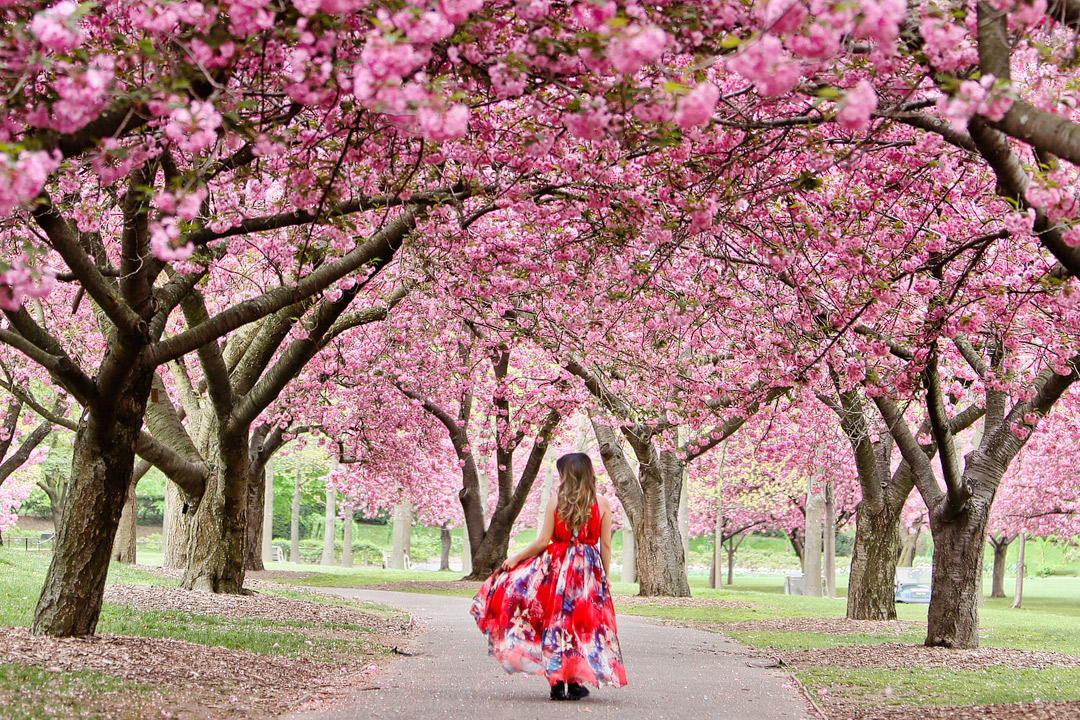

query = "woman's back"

[552,501,600,544]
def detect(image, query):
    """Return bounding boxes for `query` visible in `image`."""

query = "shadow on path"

[285,588,812,720]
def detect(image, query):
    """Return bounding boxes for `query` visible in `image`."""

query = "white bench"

[381,550,411,570]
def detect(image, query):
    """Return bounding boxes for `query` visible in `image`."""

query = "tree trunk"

[846,497,901,620]
[710,488,723,590]
[726,539,736,586]
[321,482,336,566]
[803,485,824,598]
[244,461,267,572]
[925,504,991,648]
[391,500,411,570]
[465,507,514,579]
[1012,532,1025,609]
[678,426,690,563]
[634,461,690,597]
[989,534,1012,598]
[440,526,451,571]
[622,522,636,583]
[162,482,189,568]
[461,519,473,575]
[786,529,804,563]
[824,481,836,599]
[290,464,302,564]
[897,525,919,567]
[111,483,138,564]
[342,508,353,567]
[32,373,154,636]
[261,457,274,566]
[180,431,249,593]
[536,460,553,530]
[678,470,690,564]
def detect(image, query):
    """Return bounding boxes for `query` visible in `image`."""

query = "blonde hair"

[556,453,597,531]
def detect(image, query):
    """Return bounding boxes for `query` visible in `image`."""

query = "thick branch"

[144,210,417,367]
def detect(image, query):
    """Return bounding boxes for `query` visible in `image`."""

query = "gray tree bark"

[342,508,353,567]
[321,482,336,566]
[622,522,637,583]
[803,482,824,598]
[1012,532,1026,609]
[823,480,836,598]
[391,500,412,570]
[536,460,553,531]
[261,457,274,565]
[290,463,302,564]
[988,532,1015,598]
[111,482,138,564]
[439,526,451,571]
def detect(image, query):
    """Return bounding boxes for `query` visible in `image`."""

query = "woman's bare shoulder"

[597,495,611,512]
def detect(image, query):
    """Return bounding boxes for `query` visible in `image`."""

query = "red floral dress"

[471,502,627,688]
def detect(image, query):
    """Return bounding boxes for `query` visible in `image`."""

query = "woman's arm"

[500,496,557,571]
[598,496,612,578]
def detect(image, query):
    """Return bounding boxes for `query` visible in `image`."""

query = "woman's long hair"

[556,452,598,531]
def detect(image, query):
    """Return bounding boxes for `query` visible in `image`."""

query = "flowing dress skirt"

[471,538,626,688]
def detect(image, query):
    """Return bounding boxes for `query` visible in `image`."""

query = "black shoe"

[549,681,566,701]
[567,682,590,701]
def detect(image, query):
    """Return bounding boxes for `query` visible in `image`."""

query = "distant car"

[895,583,931,604]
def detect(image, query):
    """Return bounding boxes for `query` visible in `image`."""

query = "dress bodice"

[552,501,600,544]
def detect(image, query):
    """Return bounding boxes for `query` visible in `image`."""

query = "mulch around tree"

[726,617,924,635]
[777,642,1080,671]
[0,582,415,719]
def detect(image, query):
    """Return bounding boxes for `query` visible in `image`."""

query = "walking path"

[286,588,812,720]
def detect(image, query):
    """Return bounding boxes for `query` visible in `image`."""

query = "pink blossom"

[319,0,365,13]
[50,59,114,133]
[764,0,808,34]
[417,104,470,142]
[226,0,275,37]
[854,0,906,45]
[564,104,611,141]
[1063,226,1080,248]
[729,35,802,97]
[0,149,62,217]
[489,63,527,99]
[674,82,719,129]
[1011,422,1031,440]
[835,80,878,132]
[164,100,222,152]
[438,0,483,24]
[31,1,83,53]
[572,0,616,31]
[361,37,427,82]
[606,24,667,75]
[404,11,455,44]
[150,218,194,262]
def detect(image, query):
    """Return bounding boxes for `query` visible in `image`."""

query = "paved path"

[287,588,812,720]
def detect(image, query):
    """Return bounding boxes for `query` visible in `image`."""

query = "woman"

[471,452,627,701]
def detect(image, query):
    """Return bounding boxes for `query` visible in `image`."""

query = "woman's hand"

[500,557,517,572]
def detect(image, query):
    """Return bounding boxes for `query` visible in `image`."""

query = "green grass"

[0,547,394,660]
[798,665,1080,707]
[0,663,151,720]
[609,573,1080,711]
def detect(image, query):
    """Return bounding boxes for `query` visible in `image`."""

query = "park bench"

[381,550,411,570]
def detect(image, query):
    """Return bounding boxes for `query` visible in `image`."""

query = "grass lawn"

[0,548,401,719]
[616,574,1080,712]
[0,662,149,720]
